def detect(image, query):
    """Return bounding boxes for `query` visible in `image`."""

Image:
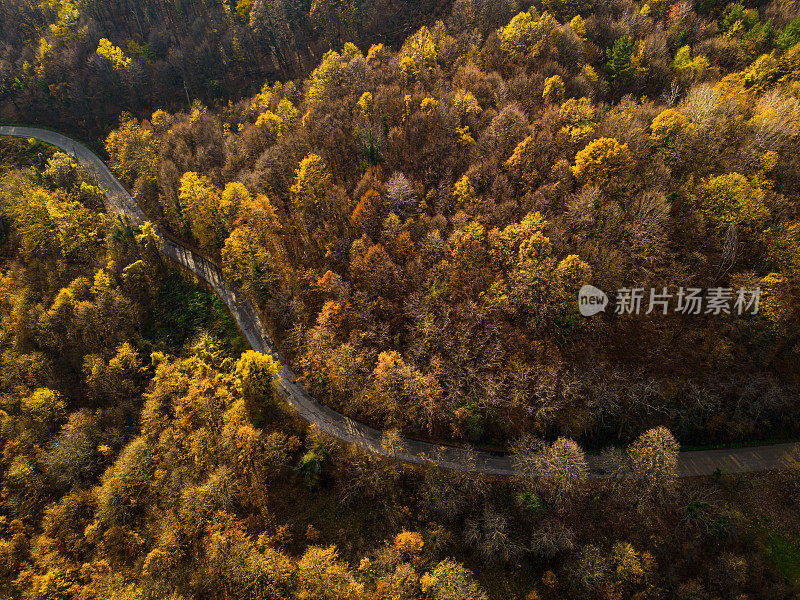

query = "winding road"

[2,125,798,478]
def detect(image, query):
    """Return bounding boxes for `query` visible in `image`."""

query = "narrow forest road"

[2,125,798,479]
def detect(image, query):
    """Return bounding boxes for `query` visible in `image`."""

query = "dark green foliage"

[144,271,244,356]
[605,35,635,80]
[778,16,800,50]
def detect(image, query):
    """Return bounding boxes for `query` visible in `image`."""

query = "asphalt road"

[2,125,798,478]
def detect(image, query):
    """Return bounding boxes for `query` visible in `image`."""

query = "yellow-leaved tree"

[367,350,442,433]
[96,38,131,69]
[398,22,451,80]
[497,9,559,62]
[559,97,596,142]
[759,273,794,327]
[307,50,344,107]
[221,226,269,291]
[291,153,332,216]
[177,172,226,251]
[505,136,540,191]
[701,172,768,233]
[421,559,489,600]
[650,108,696,143]
[542,74,565,103]
[296,546,361,600]
[486,212,591,327]
[234,350,280,422]
[572,137,633,191]
[105,113,159,187]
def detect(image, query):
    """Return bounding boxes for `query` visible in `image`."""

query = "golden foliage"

[572,137,633,189]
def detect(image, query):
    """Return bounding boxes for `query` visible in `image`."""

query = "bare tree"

[710,224,737,286]
[627,426,680,504]
[627,191,671,265]
[386,171,414,218]
[530,519,576,558]
[512,435,588,509]
[661,80,681,107]
[538,437,589,507]
[464,506,522,563]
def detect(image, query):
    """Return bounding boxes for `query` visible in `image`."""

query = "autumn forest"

[1,0,800,598]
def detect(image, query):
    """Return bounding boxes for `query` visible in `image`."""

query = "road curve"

[2,125,798,478]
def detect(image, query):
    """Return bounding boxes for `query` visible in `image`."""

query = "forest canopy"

[4,1,800,599]
[101,0,800,451]
[0,0,459,138]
